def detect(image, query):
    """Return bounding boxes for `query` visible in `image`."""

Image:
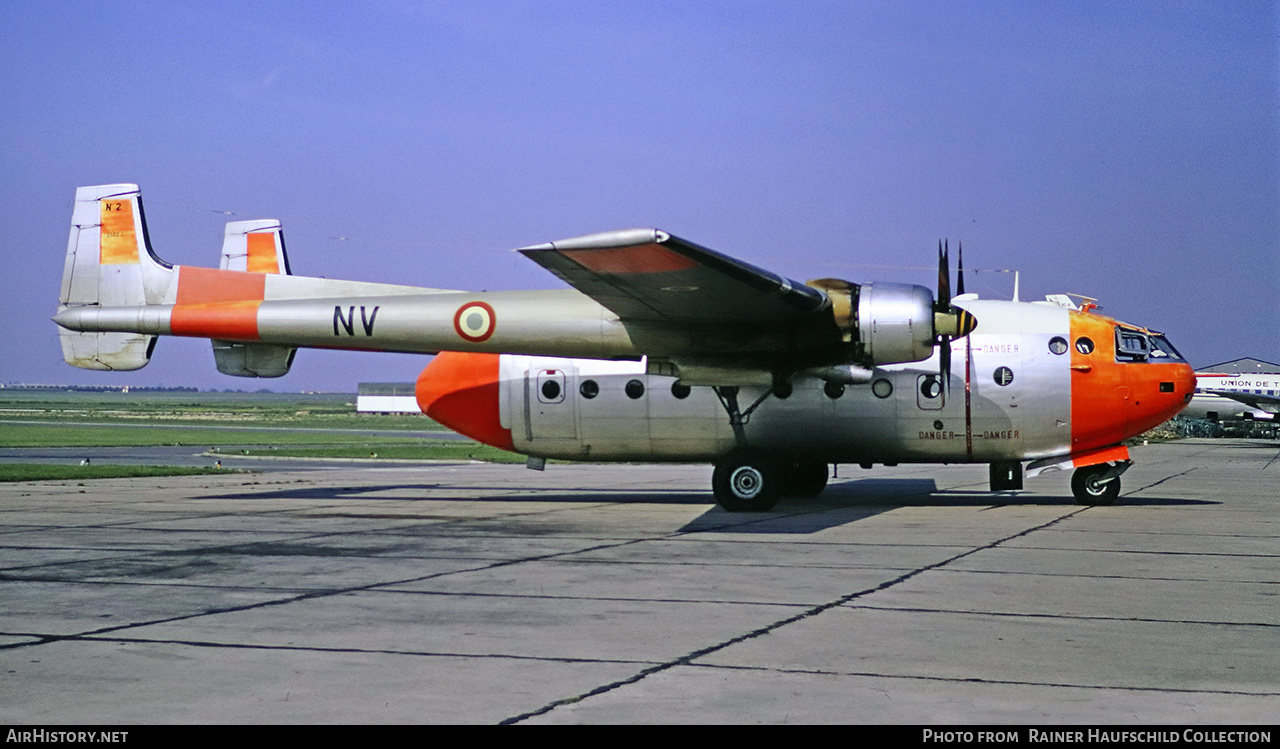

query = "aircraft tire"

[712,454,780,512]
[780,460,829,497]
[1071,465,1121,506]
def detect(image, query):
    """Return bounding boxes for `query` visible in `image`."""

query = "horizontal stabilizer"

[212,340,296,378]
[60,330,156,371]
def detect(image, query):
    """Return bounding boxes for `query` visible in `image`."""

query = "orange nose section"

[1128,361,1198,434]
[416,352,513,451]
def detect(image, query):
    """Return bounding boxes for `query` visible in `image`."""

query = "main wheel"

[1072,465,1121,506]
[712,454,780,512]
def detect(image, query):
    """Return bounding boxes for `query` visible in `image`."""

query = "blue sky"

[2,1,1276,390]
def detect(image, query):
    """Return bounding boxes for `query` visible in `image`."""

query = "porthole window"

[993,367,1014,386]
[773,383,793,399]
[824,381,844,399]
[541,380,561,400]
[579,379,599,399]
[625,379,645,399]
[920,376,942,400]
[1049,336,1068,355]
[1075,337,1095,355]
[670,382,691,399]
[872,378,893,398]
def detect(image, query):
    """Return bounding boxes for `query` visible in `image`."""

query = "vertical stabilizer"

[58,184,172,370]
[218,219,291,274]
[212,218,297,377]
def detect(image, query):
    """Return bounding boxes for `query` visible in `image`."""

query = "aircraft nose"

[1179,362,1198,404]
[415,352,513,450]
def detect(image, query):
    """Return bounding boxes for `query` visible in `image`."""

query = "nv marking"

[333,305,380,336]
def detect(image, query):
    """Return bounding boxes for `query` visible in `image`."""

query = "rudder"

[58,184,173,370]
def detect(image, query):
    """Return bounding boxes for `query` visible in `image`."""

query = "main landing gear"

[711,452,829,512]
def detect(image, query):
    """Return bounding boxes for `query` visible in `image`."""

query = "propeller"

[934,240,978,385]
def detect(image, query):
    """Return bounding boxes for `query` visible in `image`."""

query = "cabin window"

[670,382,691,399]
[1075,337,1095,355]
[916,374,945,410]
[625,379,645,399]
[1049,336,1068,355]
[579,379,599,399]
[535,369,566,403]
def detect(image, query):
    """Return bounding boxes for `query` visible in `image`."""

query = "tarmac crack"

[1121,467,1199,496]
[678,661,1280,698]
[500,506,1089,724]
[0,534,662,651]
[847,603,1280,629]
[2,633,662,668]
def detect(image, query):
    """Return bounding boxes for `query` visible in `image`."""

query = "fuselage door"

[526,366,577,439]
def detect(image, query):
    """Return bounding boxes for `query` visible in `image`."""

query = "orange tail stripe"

[170,301,261,340]
[175,266,266,304]
[170,266,267,340]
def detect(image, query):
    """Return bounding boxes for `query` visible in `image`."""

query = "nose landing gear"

[1071,463,1124,506]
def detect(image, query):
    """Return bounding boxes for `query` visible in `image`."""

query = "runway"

[1,439,1276,724]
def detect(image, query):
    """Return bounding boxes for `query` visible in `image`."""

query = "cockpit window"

[1116,328,1150,362]
[1115,328,1186,363]
[1148,334,1185,361]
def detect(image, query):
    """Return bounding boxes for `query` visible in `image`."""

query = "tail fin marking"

[219,220,290,275]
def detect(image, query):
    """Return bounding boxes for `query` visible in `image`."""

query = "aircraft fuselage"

[418,298,1195,467]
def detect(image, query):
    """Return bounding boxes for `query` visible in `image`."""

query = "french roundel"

[453,301,496,343]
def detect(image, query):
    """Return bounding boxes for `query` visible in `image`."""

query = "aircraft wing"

[517,229,828,323]
[1205,390,1280,413]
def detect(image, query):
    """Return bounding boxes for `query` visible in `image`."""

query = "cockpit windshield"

[1115,327,1185,363]
[1148,334,1185,361]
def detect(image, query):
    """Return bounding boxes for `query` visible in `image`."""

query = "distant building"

[1195,357,1280,375]
[356,382,422,414]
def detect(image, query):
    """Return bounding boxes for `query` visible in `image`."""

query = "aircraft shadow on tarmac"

[195,476,1215,507]
[193,477,1214,538]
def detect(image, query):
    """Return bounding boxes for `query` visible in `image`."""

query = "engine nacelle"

[808,279,937,365]
[858,282,936,364]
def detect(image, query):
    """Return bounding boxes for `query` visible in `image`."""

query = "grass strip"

[0,464,240,482]
[0,424,428,448]
[231,441,524,463]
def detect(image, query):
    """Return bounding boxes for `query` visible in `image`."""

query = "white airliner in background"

[1182,372,1280,422]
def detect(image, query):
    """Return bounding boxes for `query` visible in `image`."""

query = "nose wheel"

[1071,464,1122,506]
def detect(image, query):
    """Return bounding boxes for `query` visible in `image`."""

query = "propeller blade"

[937,240,951,309]
[957,242,965,296]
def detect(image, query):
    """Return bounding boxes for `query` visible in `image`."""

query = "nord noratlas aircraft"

[53,185,1196,511]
